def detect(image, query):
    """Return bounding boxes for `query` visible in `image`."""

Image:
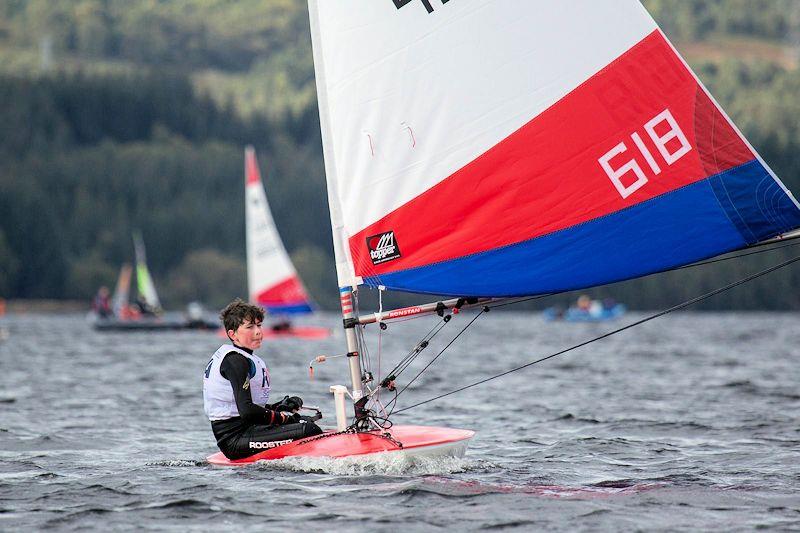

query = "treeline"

[0,1,316,121]
[0,71,263,154]
[0,0,309,72]
[2,1,800,311]
[643,0,800,41]
[0,70,334,309]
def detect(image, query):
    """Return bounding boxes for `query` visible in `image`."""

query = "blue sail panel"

[364,160,800,297]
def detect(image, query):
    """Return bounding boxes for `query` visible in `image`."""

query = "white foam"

[253,451,474,476]
[146,460,206,467]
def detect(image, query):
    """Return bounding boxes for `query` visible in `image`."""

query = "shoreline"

[4,299,88,314]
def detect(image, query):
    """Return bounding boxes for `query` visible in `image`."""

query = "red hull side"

[215,326,331,340]
[261,326,331,340]
[207,425,475,466]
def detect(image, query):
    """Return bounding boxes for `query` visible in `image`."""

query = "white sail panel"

[133,232,162,310]
[309,0,800,297]
[245,147,313,313]
[309,0,656,236]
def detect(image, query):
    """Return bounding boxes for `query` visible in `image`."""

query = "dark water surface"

[1,311,798,531]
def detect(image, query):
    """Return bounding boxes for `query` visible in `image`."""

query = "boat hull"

[262,326,331,339]
[543,304,626,322]
[207,425,475,466]
[215,325,331,340]
[93,316,218,331]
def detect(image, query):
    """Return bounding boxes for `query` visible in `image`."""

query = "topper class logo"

[367,231,402,265]
[392,0,451,14]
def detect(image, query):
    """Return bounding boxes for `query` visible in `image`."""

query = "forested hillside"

[1,1,800,310]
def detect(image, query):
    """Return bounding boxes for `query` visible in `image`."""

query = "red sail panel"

[348,31,754,280]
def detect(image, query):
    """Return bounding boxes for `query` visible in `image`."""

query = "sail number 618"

[598,109,692,199]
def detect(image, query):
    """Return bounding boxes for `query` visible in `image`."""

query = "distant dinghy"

[92,235,218,331]
[244,146,330,339]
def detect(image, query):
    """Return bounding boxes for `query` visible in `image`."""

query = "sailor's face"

[229,318,263,350]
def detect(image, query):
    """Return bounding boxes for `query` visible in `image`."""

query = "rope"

[295,422,403,448]
[671,239,800,270]
[486,240,800,310]
[385,308,485,414]
[382,313,452,382]
[391,253,800,415]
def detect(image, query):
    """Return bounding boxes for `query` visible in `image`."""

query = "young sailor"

[204,299,322,459]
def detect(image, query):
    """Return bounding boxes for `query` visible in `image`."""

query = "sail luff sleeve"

[308,0,360,289]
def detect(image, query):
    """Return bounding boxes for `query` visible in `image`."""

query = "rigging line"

[670,239,800,271]
[358,325,374,377]
[392,253,800,415]
[388,316,463,379]
[486,240,800,311]
[385,308,486,414]
[384,316,451,379]
[488,294,553,309]
[392,322,448,376]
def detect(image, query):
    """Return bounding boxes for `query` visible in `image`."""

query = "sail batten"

[310,0,800,298]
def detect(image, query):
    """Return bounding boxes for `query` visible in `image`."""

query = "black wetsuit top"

[210,346,322,460]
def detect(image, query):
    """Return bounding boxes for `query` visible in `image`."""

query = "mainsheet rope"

[383,316,452,382]
[384,308,485,414]
[389,252,800,415]
[488,239,800,310]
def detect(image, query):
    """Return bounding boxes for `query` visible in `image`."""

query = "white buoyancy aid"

[203,344,271,421]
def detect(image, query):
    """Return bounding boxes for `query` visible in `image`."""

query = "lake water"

[1,310,798,531]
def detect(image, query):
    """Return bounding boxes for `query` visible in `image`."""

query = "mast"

[340,287,364,401]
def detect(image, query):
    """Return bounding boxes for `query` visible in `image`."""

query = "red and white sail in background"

[309,0,800,297]
[245,146,313,314]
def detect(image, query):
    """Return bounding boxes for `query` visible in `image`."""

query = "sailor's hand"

[280,411,300,424]
[275,395,303,412]
[285,396,303,412]
[300,411,322,422]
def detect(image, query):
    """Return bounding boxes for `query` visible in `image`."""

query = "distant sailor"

[93,286,112,318]
[203,298,322,460]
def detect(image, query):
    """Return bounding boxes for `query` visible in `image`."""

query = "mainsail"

[309,0,800,298]
[245,146,313,314]
[132,231,162,311]
[111,263,132,316]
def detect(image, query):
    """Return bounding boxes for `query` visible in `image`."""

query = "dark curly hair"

[220,298,264,334]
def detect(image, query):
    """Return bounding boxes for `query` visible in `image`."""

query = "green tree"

[163,248,246,309]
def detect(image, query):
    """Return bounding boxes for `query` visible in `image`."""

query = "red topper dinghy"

[216,326,331,340]
[261,326,331,340]
[207,425,474,465]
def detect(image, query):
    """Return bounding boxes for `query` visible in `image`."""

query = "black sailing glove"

[271,395,304,413]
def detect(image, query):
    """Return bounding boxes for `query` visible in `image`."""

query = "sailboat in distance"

[244,146,330,339]
[208,0,800,465]
[132,230,162,315]
[111,263,133,318]
[94,233,219,331]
